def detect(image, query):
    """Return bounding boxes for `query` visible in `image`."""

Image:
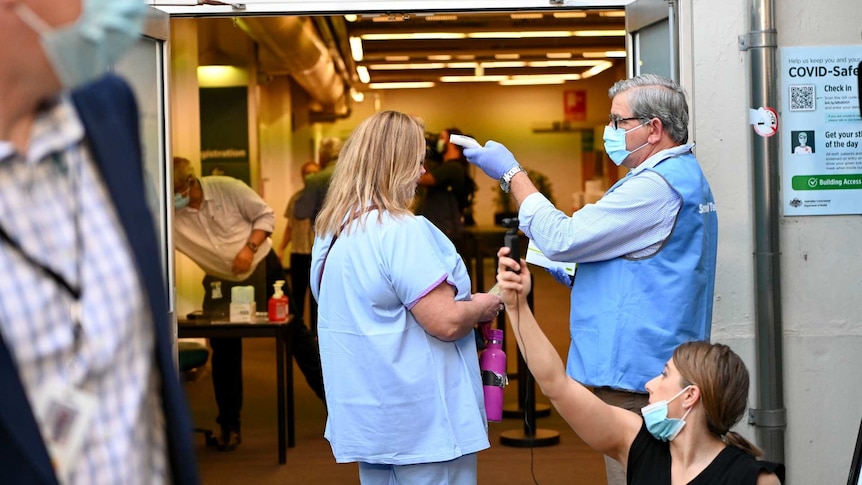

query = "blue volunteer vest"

[568,150,718,392]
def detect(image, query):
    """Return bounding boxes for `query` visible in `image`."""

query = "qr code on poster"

[789,84,816,111]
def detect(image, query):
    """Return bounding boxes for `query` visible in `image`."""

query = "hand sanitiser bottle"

[480,328,507,422]
[268,280,289,322]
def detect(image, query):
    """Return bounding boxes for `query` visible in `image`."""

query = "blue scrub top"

[311,209,489,465]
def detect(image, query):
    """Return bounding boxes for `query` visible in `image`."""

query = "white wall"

[689,0,862,482]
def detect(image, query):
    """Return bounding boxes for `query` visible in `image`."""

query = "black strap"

[482,370,507,388]
[0,223,81,300]
[316,205,380,293]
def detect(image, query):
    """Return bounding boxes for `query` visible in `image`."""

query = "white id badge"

[32,380,97,484]
[211,280,223,300]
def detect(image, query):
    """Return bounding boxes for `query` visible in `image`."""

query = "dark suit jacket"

[0,75,199,484]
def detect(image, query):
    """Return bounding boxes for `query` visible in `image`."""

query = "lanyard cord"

[0,153,83,323]
[0,225,81,300]
[317,205,380,293]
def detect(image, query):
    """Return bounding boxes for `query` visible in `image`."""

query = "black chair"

[178,340,219,448]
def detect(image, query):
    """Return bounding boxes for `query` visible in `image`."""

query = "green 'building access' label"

[791,174,862,190]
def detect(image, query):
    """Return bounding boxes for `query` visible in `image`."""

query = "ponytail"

[725,430,763,458]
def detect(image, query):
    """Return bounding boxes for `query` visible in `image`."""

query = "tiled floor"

[185,262,608,484]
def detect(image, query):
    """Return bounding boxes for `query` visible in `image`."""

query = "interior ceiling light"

[582,50,627,58]
[349,36,363,62]
[368,61,539,70]
[581,61,614,78]
[455,55,476,60]
[425,15,457,21]
[438,73,587,85]
[599,11,626,17]
[440,75,508,83]
[480,61,527,68]
[384,55,410,62]
[369,81,435,89]
[553,12,587,19]
[528,59,606,68]
[356,65,370,83]
[447,62,479,68]
[500,77,565,86]
[343,14,358,22]
[428,54,453,61]
[361,32,467,41]
[372,14,410,22]
[510,13,543,20]
[495,53,520,60]
[512,73,582,81]
[573,30,626,37]
[546,52,573,59]
[467,31,572,39]
[368,63,447,70]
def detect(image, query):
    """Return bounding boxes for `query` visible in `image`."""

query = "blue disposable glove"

[546,266,575,288]
[463,140,520,181]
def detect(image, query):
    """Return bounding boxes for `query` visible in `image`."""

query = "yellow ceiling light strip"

[580,61,614,78]
[368,81,436,89]
[360,32,466,41]
[360,30,625,41]
[552,12,587,19]
[582,50,627,58]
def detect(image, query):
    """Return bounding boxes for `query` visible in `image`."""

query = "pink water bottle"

[480,328,507,422]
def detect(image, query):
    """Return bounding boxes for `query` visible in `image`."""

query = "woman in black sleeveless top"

[496,252,785,484]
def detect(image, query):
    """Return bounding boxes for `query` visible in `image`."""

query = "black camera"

[501,217,521,274]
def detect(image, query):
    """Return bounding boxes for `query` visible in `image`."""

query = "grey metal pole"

[740,0,786,463]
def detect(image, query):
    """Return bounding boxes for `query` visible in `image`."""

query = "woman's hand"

[471,292,504,323]
[496,246,531,308]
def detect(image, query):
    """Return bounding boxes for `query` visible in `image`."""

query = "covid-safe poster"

[780,46,862,216]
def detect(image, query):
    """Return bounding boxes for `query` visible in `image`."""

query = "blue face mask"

[173,192,190,210]
[641,385,693,442]
[15,0,146,89]
[602,122,649,166]
[174,177,193,209]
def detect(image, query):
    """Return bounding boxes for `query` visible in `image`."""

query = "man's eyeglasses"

[609,115,647,130]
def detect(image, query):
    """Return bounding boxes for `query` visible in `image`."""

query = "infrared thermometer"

[448,134,482,149]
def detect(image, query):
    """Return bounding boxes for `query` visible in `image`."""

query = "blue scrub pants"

[358,453,478,485]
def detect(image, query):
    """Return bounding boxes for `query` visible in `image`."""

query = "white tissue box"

[229,303,255,322]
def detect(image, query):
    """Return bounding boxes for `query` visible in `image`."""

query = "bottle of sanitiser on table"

[268,280,289,322]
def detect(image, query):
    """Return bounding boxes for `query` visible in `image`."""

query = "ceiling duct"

[235,16,349,116]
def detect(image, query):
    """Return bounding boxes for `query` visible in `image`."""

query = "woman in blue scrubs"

[310,111,503,485]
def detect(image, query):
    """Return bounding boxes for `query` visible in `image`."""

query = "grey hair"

[319,137,344,166]
[608,74,689,144]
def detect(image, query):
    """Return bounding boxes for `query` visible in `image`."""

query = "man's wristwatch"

[499,165,527,193]
[246,241,259,253]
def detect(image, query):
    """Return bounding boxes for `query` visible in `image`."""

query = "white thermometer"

[448,134,482,149]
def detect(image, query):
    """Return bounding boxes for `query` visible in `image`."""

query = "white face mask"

[15,0,146,89]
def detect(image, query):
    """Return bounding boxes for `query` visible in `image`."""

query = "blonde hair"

[673,341,764,457]
[315,111,425,238]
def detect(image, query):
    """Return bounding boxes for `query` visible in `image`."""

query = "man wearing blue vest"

[465,74,717,485]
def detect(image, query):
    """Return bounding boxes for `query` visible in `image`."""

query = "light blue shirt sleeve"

[519,170,681,263]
